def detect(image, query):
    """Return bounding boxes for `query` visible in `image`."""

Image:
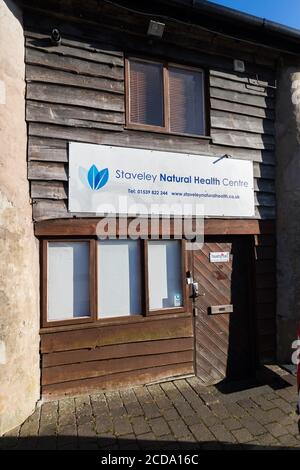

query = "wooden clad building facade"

[22,0,277,398]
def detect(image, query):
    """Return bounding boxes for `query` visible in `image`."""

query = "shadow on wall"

[224,236,256,384]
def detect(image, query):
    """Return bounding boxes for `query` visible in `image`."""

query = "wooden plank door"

[193,235,255,385]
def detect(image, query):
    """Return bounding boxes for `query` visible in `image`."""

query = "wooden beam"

[35,218,275,236]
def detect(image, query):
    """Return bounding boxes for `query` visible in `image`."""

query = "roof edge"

[194,0,300,42]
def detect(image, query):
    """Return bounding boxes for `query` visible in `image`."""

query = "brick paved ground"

[1,366,299,450]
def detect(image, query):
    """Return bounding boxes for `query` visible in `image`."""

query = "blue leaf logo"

[95,168,109,190]
[85,164,109,190]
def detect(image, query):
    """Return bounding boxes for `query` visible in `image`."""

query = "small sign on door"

[209,252,230,263]
[174,294,182,307]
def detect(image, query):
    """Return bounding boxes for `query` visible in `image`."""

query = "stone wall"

[276,58,300,363]
[0,0,40,435]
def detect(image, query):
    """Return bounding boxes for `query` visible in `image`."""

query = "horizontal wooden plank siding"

[209,67,276,218]
[28,162,67,181]
[210,110,275,135]
[31,181,68,199]
[27,83,124,112]
[41,316,193,353]
[210,130,274,150]
[42,363,194,398]
[26,65,125,93]
[211,98,275,120]
[26,39,124,66]
[210,75,275,98]
[26,47,124,80]
[24,5,276,221]
[42,337,194,367]
[40,315,194,397]
[42,350,194,386]
[27,101,125,126]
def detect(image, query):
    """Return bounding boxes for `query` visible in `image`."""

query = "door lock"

[192,282,205,299]
[186,272,205,298]
[192,281,199,298]
[186,271,193,285]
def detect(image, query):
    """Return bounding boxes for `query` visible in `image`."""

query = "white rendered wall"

[0,0,40,435]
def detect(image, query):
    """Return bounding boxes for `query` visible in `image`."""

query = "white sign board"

[209,252,230,263]
[69,143,255,217]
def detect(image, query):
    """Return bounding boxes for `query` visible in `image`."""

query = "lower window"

[42,238,187,326]
[147,240,183,311]
[47,241,90,321]
[97,239,142,318]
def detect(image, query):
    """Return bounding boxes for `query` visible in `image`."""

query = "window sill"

[42,316,93,329]
[146,307,186,316]
[39,310,192,334]
[125,125,212,141]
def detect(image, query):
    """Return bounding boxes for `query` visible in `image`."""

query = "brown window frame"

[41,237,189,328]
[144,239,188,317]
[41,239,97,328]
[125,56,207,138]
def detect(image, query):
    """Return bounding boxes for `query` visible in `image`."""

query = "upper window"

[126,58,206,137]
[129,60,164,127]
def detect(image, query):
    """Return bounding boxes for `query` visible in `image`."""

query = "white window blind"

[48,242,90,321]
[169,66,205,136]
[98,240,142,318]
[129,60,164,127]
[147,240,183,310]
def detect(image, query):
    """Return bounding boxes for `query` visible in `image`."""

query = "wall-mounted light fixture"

[147,20,165,39]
